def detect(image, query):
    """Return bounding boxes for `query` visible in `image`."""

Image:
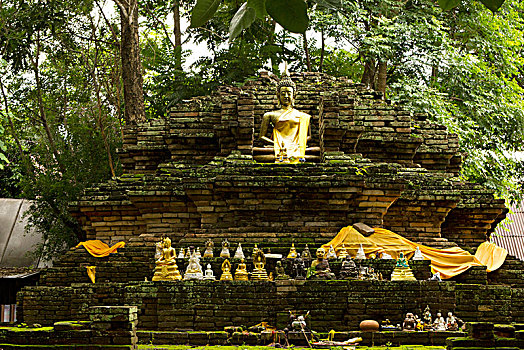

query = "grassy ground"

[138,345,446,350]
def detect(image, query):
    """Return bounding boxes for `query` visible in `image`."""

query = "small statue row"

[153,237,271,282]
[402,306,463,332]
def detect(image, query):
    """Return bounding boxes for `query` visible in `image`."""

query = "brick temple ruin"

[11,72,524,347]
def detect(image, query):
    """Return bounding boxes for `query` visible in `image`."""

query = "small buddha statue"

[258,66,311,164]
[433,312,446,331]
[220,259,233,281]
[203,239,214,258]
[402,312,417,331]
[287,243,298,259]
[185,246,193,259]
[233,243,245,259]
[326,245,337,259]
[183,251,203,280]
[339,256,358,279]
[152,237,182,281]
[234,258,249,281]
[423,305,432,326]
[293,256,306,280]
[220,239,231,258]
[177,247,185,259]
[446,312,458,331]
[275,260,290,280]
[251,248,269,281]
[309,247,335,280]
[301,244,312,260]
[413,246,424,260]
[203,264,216,281]
[195,247,201,258]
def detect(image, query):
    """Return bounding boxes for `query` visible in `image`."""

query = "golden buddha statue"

[152,237,182,281]
[251,248,269,281]
[258,67,311,164]
[287,243,298,259]
[234,258,249,281]
[220,259,233,281]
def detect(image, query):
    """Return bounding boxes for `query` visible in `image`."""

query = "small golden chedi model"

[152,237,182,281]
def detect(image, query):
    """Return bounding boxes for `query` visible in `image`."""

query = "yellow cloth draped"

[273,109,310,163]
[76,240,125,257]
[322,226,507,279]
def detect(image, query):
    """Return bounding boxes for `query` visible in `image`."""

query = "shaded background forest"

[0,0,523,259]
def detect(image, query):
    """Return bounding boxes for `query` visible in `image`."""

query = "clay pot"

[360,319,380,332]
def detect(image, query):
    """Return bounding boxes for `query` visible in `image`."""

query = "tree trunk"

[173,0,182,69]
[303,32,311,72]
[116,0,146,125]
[319,28,325,73]
[374,59,387,98]
[361,58,376,89]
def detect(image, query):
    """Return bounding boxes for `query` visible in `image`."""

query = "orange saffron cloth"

[322,226,507,279]
[75,240,126,257]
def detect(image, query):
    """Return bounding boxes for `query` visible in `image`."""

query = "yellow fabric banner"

[321,226,507,279]
[75,240,125,257]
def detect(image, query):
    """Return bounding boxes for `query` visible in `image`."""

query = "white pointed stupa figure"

[203,264,216,281]
[326,245,337,259]
[381,251,393,259]
[412,246,424,260]
[355,244,366,259]
[234,243,245,259]
[178,247,185,259]
[196,247,202,258]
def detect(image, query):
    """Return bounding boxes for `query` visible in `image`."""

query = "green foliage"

[191,0,222,27]
[229,3,257,40]
[266,0,309,33]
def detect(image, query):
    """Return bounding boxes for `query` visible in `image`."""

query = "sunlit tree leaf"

[247,0,267,19]
[229,3,256,40]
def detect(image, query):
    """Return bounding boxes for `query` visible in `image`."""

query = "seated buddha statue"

[308,247,335,280]
[152,237,182,281]
[256,68,317,164]
[234,258,249,281]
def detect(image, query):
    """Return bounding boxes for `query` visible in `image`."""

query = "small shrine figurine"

[391,252,416,281]
[183,251,203,280]
[423,305,432,326]
[309,247,335,280]
[287,243,298,259]
[155,239,163,260]
[234,258,249,281]
[326,245,337,259]
[337,244,349,259]
[339,256,358,279]
[203,239,214,258]
[220,259,233,281]
[446,312,459,331]
[403,312,417,331]
[293,256,306,280]
[355,244,366,259]
[233,243,245,259]
[220,239,231,258]
[195,247,201,258]
[203,264,216,280]
[412,246,424,260]
[275,260,290,280]
[428,272,442,281]
[381,252,393,259]
[358,266,369,280]
[152,237,182,281]
[433,312,446,331]
[185,246,193,259]
[301,244,312,260]
[251,248,269,281]
[178,247,185,259]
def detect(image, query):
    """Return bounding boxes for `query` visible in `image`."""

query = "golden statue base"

[152,264,182,281]
[391,266,416,281]
[220,272,233,281]
[235,272,249,281]
[251,268,269,281]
